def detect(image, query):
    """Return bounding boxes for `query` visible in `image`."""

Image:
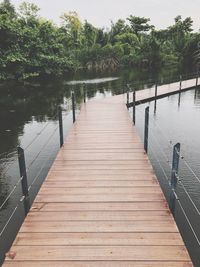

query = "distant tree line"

[0,0,200,80]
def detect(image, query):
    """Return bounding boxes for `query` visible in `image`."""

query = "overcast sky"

[11,0,200,31]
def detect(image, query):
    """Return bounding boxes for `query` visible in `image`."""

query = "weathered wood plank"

[3,261,194,267]
[38,187,162,195]
[5,245,190,261]
[35,193,164,202]
[19,221,178,233]
[13,232,184,246]
[25,210,171,221]
[43,180,158,187]
[31,201,168,212]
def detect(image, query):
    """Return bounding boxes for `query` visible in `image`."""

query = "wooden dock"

[3,80,195,266]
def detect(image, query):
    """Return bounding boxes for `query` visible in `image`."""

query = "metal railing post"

[179,75,182,90]
[72,91,76,123]
[170,143,181,215]
[126,84,129,107]
[17,147,30,216]
[132,88,136,124]
[83,83,86,103]
[144,107,149,153]
[155,83,158,98]
[196,73,199,87]
[154,83,158,113]
[58,106,64,147]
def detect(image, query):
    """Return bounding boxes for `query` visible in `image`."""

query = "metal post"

[132,89,136,124]
[179,75,182,90]
[178,92,181,107]
[196,73,199,87]
[154,83,158,113]
[155,83,158,98]
[83,83,86,103]
[170,143,181,215]
[58,106,64,147]
[144,107,149,153]
[17,147,30,216]
[72,91,76,123]
[126,84,129,107]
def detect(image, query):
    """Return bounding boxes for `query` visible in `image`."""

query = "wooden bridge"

[3,78,197,266]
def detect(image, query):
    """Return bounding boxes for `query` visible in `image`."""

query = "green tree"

[127,16,154,35]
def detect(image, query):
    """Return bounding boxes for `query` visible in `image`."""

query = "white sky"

[10,0,200,31]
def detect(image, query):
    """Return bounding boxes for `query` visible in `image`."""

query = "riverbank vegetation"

[0,0,200,80]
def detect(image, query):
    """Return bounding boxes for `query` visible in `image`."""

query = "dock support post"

[133,88,136,124]
[170,143,181,215]
[72,91,76,123]
[17,147,30,216]
[144,107,149,153]
[58,106,64,147]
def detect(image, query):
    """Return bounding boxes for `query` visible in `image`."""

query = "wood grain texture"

[3,82,194,266]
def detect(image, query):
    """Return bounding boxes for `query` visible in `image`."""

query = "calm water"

[0,67,199,265]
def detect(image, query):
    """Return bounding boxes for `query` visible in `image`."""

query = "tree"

[110,19,130,44]
[60,11,82,48]
[83,21,97,48]
[18,2,40,22]
[0,0,15,17]
[127,16,154,35]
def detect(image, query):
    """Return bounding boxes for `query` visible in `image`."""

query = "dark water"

[0,66,199,265]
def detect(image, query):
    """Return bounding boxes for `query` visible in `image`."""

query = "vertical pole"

[144,107,149,153]
[178,92,181,107]
[132,88,136,124]
[17,147,30,216]
[196,73,199,87]
[72,91,76,123]
[126,84,129,107]
[154,83,158,113]
[179,75,182,90]
[155,83,158,98]
[170,143,181,215]
[83,83,86,103]
[58,106,64,147]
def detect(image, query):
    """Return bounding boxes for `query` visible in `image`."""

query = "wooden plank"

[54,153,147,161]
[25,210,171,221]
[51,165,153,170]
[13,232,184,246]
[2,261,194,267]
[5,246,190,261]
[43,180,158,187]
[31,201,168,211]
[35,193,164,202]
[47,169,155,176]
[46,174,155,181]
[19,221,178,233]
[38,187,162,195]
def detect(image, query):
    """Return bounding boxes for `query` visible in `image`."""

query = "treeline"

[0,0,200,80]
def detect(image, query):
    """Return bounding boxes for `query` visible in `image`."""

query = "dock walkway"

[3,80,195,266]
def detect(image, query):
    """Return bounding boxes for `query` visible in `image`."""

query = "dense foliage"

[0,0,200,80]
